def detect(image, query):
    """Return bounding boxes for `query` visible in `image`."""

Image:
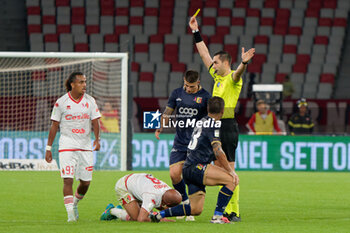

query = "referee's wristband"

[192,30,203,43]
[46,145,52,151]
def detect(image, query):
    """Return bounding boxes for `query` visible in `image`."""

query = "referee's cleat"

[100,203,117,221]
[210,215,231,224]
[224,212,241,222]
[149,212,161,223]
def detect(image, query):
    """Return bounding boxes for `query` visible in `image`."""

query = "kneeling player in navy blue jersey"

[151,97,239,224]
[155,70,210,221]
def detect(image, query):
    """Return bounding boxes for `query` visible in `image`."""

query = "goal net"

[0,52,128,171]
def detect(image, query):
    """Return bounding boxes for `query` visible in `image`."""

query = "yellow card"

[193,8,200,17]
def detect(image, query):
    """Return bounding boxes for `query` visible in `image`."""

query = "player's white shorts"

[59,150,93,181]
[115,174,136,205]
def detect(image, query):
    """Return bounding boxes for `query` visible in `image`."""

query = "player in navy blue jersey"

[155,70,210,220]
[151,97,239,224]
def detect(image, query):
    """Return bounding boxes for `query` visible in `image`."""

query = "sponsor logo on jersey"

[217,82,223,88]
[67,105,71,110]
[171,148,177,152]
[143,110,161,129]
[194,97,202,104]
[154,184,169,189]
[85,166,93,171]
[196,164,207,170]
[178,107,198,116]
[176,98,182,102]
[82,103,89,108]
[215,130,220,137]
[72,128,86,134]
[65,113,90,120]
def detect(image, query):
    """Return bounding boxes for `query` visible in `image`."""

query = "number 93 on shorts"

[59,150,94,181]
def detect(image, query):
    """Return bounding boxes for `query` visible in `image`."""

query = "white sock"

[73,197,79,206]
[65,203,74,211]
[110,208,129,221]
[64,195,75,220]
[64,195,74,211]
[73,192,84,206]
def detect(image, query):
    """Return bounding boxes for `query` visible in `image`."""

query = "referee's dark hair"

[214,51,232,65]
[184,70,199,83]
[65,71,84,92]
[208,96,225,114]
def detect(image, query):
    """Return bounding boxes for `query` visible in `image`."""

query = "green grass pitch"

[1,171,350,233]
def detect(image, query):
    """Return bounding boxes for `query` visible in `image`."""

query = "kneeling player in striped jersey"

[100,173,182,222]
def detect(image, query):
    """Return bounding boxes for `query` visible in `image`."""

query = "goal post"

[0,52,129,171]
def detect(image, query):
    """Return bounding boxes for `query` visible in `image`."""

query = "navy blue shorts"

[182,163,208,195]
[169,148,187,166]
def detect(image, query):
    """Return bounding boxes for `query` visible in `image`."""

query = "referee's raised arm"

[189,16,213,69]
[232,47,256,82]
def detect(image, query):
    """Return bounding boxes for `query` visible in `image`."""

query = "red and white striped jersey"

[51,92,101,151]
[125,173,171,212]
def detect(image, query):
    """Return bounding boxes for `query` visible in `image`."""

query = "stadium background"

[1,0,349,170]
[0,0,350,231]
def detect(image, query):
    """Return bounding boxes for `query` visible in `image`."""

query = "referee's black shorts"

[220,118,239,162]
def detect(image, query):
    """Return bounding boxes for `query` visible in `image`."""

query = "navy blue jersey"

[184,116,222,166]
[167,87,210,151]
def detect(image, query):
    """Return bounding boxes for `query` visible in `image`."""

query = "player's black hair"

[65,71,84,92]
[213,51,232,65]
[184,70,199,83]
[208,96,225,114]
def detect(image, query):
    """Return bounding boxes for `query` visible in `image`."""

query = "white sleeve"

[141,193,157,213]
[51,101,62,122]
[90,98,101,120]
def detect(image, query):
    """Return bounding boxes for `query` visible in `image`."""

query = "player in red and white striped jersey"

[100,173,182,222]
[45,72,101,222]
